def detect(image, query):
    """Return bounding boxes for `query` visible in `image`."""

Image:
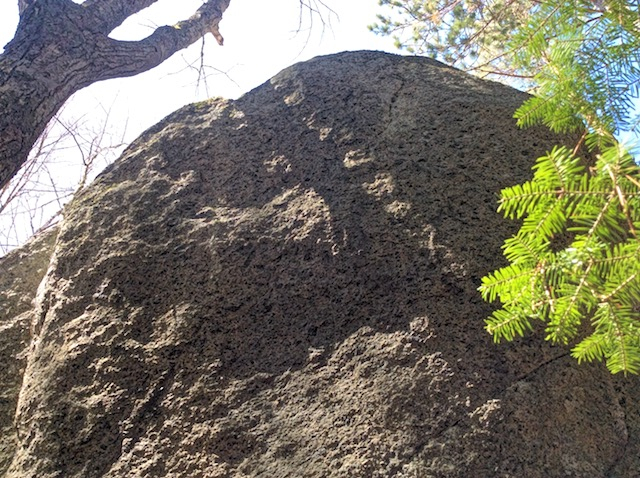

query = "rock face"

[3,51,640,477]
[0,228,57,474]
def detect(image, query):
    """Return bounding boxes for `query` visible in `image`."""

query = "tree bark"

[0,0,231,190]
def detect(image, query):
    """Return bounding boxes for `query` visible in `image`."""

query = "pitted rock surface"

[0,227,57,474]
[4,51,640,477]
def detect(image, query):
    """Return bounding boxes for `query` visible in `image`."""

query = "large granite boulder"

[3,51,640,477]
[0,228,57,474]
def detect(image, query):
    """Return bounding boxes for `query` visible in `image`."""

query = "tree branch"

[0,0,231,191]
[82,0,159,34]
[91,0,230,81]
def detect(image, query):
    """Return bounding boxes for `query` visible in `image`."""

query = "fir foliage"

[511,1,640,135]
[480,1,640,374]
[480,141,640,374]
[374,0,640,373]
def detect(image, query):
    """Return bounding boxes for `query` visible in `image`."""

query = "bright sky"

[1,0,398,138]
[0,0,399,252]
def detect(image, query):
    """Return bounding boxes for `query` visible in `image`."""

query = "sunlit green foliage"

[483,1,640,374]
[374,0,640,373]
[480,141,640,374]
[511,1,640,135]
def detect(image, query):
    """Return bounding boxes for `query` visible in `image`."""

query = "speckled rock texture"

[0,227,57,474]
[4,51,640,477]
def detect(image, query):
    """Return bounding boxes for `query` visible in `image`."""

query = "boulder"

[0,227,57,474]
[4,51,640,477]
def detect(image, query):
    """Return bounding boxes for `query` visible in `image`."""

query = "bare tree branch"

[90,1,230,82]
[0,105,126,255]
[0,0,231,191]
[82,0,158,34]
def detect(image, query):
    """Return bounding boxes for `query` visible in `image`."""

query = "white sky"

[1,1,398,137]
[0,0,400,252]
[2,2,638,254]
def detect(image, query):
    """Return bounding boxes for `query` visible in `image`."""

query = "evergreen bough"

[481,1,640,374]
[480,140,640,374]
[373,0,640,373]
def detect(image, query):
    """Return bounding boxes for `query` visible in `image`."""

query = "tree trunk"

[0,0,230,191]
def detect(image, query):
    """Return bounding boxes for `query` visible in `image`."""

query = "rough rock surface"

[0,228,57,474]
[4,51,640,477]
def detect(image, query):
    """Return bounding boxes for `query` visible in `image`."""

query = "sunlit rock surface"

[3,51,639,477]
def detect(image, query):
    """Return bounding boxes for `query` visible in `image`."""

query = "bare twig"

[0,105,126,255]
